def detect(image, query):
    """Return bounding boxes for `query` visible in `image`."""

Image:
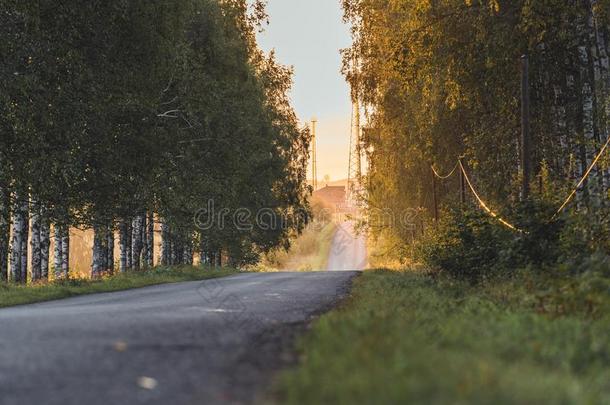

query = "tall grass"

[263,222,337,271]
[276,270,610,404]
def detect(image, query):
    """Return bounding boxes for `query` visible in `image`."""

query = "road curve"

[0,271,358,405]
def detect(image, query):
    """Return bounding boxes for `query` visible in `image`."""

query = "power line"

[458,160,523,233]
[430,130,610,231]
[311,118,318,191]
[553,134,610,220]
[432,162,459,180]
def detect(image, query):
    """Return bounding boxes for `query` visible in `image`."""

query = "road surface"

[327,221,367,271]
[0,271,358,405]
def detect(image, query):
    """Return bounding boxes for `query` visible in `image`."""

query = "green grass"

[276,270,610,404]
[0,266,239,308]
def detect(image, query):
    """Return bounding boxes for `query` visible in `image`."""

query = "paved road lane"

[0,271,358,405]
[327,221,367,271]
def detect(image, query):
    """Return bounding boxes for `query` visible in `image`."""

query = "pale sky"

[257,0,352,183]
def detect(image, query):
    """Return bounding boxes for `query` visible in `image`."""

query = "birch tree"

[1,0,312,278]
[146,212,154,267]
[40,214,50,280]
[0,182,9,282]
[30,201,42,281]
[53,225,63,279]
[10,192,28,283]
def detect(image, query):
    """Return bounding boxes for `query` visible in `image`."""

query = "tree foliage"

[0,0,310,281]
[343,0,610,263]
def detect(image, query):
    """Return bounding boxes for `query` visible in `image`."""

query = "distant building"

[313,185,346,212]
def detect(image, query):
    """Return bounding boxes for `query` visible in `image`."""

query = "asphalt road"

[0,271,358,405]
[327,221,367,271]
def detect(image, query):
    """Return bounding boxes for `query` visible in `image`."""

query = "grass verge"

[276,270,610,404]
[0,266,239,308]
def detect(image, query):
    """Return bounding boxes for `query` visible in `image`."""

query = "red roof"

[313,186,346,206]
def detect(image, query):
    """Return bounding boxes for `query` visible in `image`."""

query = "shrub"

[416,207,512,281]
[416,199,582,281]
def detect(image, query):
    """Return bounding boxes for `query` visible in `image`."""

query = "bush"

[416,207,512,280]
[416,199,587,281]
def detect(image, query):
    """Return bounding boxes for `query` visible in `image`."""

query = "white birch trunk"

[184,241,193,265]
[119,220,129,273]
[91,225,104,278]
[0,184,9,282]
[146,211,154,267]
[578,40,599,205]
[54,225,63,279]
[161,221,170,266]
[40,213,50,281]
[131,216,140,270]
[585,6,608,196]
[30,201,41,281]
[578,7,605,202]
[10,192,26,283]
[131,215,144,271]
[20,198,29,281]
[199,234,208,266]
[552,84,569,172]
[589,1,610,193]
[170,239,177,265]
[126,221,132,270]
[101,230,108,274]
[61,226,69,277]
[580,45,596,162]
[107,228,114,273]
[141,214,148,268]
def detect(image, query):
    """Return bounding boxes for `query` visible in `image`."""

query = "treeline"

[343,0,610,265]
[0,0,311,282]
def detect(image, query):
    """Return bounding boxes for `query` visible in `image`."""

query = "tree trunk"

[40,211,50,281]
[107,227,115,274]
[216,249,222,268]
[126,220,132,270]
[199,234,208,267]
[101,228,108,274]
[589,1,610,194]
[10,192,28,284]
[119,219,129,272]
[141,214,148,268]
[578,9,602,200]
[161,221,170,266]
[54,225,63,279]
[170,238,178,265]
[21,199,29,281]
[30,201,42,281]
[91,225,104,278]
[146,211,154,267]
[131,214,144,271]
[61,226,70,277]
[183,240,193,266]
[0,185,9,282]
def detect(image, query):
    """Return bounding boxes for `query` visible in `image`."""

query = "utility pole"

[521,54,532,200]
[459,158,466,205]
[354,98,362,183]
[311,118,318,191]
[347,54,364,208]
[347,99,363,206]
